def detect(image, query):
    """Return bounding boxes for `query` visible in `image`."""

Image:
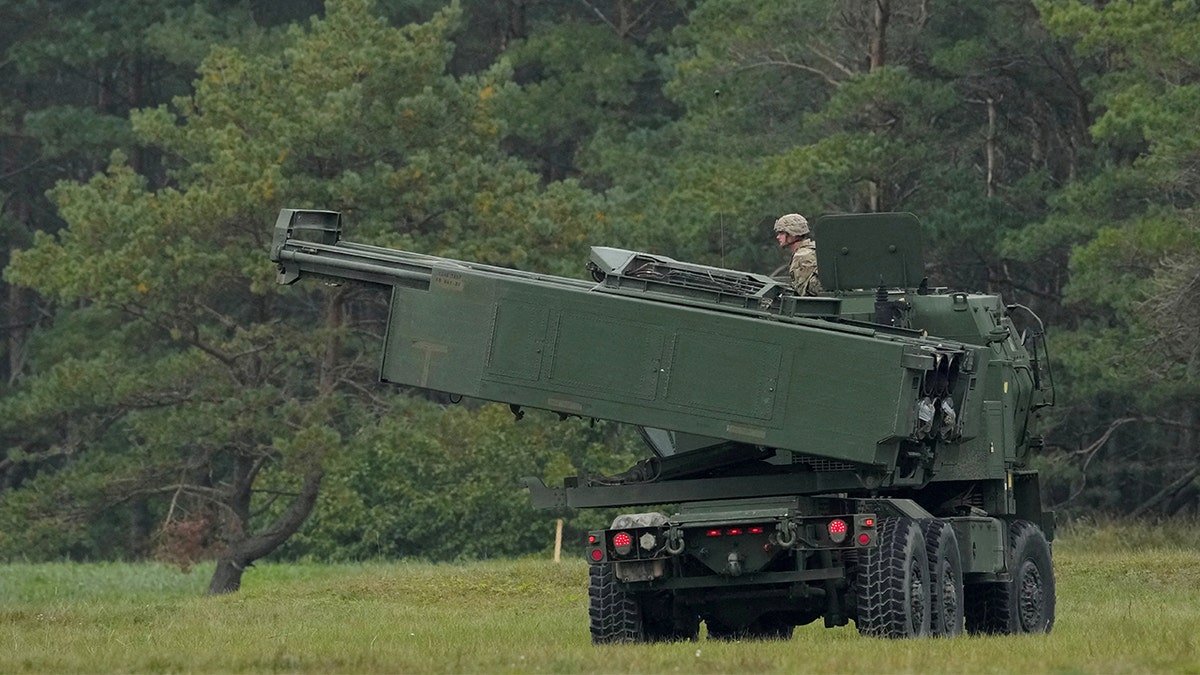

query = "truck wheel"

[589,564,697,643]
[589,563,644,644]
[854,517,931,638]
[1007,519,1056,633]
[922,519,964,637]
[964,519,1055,635]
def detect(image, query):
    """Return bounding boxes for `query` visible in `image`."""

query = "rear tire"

[922,519,964,637]
[854,517,931,638]
[964,519,1055,635]
[589,563,642,644]
[589,564,697,644]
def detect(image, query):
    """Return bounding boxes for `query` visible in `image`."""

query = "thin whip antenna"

[715,89,725,268]
[720,214,725,268]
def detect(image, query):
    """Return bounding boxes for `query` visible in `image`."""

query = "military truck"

[271,209,1056,641]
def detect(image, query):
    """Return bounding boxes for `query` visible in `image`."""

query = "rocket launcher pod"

[271,209,1053,511]
[272,208,1058,641]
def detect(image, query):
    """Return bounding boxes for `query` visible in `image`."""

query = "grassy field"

[3,523,1199,673]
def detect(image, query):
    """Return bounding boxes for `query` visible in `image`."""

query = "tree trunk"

[4,190,33,385]
[505,0,526,47]
[1129,465,1200,519]
[128,497,152,560]
[207,286,342,594]
[208,558,248,595]
[319,289,345,394]
[1167,481,1199,517]
[985,97,996,198]
[207,466,325,595]
[869,0,890,71]
[5,282,27,384]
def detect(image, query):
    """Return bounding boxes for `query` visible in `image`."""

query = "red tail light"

[590,548,604,561]
[858,533,871,546]
[612,531,633,555]
[703,525,770,538]
[828,519,848,544]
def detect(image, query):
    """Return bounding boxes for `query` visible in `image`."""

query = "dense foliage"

[2,0,1198,584]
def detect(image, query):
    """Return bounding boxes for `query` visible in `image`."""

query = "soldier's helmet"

[773,213,810,237]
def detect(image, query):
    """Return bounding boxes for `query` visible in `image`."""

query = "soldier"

[774,213,822,296]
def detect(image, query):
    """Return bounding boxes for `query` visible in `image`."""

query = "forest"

[1,0,1198,592]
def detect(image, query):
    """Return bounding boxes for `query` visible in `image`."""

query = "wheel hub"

[1017,560,1044,631]
[940,567,958,624]
[909,556,927,632]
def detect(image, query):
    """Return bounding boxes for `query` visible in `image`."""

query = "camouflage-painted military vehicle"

[271,209,1056,641]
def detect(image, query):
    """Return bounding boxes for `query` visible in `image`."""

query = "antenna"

[714,88,725,268]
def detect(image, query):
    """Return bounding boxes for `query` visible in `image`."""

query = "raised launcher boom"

[271,209,1054,521]
[273,208,1059,641]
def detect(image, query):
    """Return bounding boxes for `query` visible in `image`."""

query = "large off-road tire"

[588,564,697,644]
[922,519,964,637]
[964,519,1055,635]
[589,563,643,644]
[854,517,931,638]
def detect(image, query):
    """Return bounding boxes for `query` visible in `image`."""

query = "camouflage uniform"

[788,238,822,296]
[774,213,822,296]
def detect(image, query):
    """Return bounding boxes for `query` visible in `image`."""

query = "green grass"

[3,532,1200,673]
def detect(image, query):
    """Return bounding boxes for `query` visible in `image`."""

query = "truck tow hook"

[665,529,685,555]
[776,521,798,548]
[726,552,743,577]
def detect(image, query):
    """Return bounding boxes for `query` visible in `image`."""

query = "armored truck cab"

[271,209,1056,641]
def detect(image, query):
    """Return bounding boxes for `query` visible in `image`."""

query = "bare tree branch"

[1130,465,1200,518]
[1060,417,1139,505]
[808,43,858,80]
[577,0,616,33]
[734,59,845,89]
